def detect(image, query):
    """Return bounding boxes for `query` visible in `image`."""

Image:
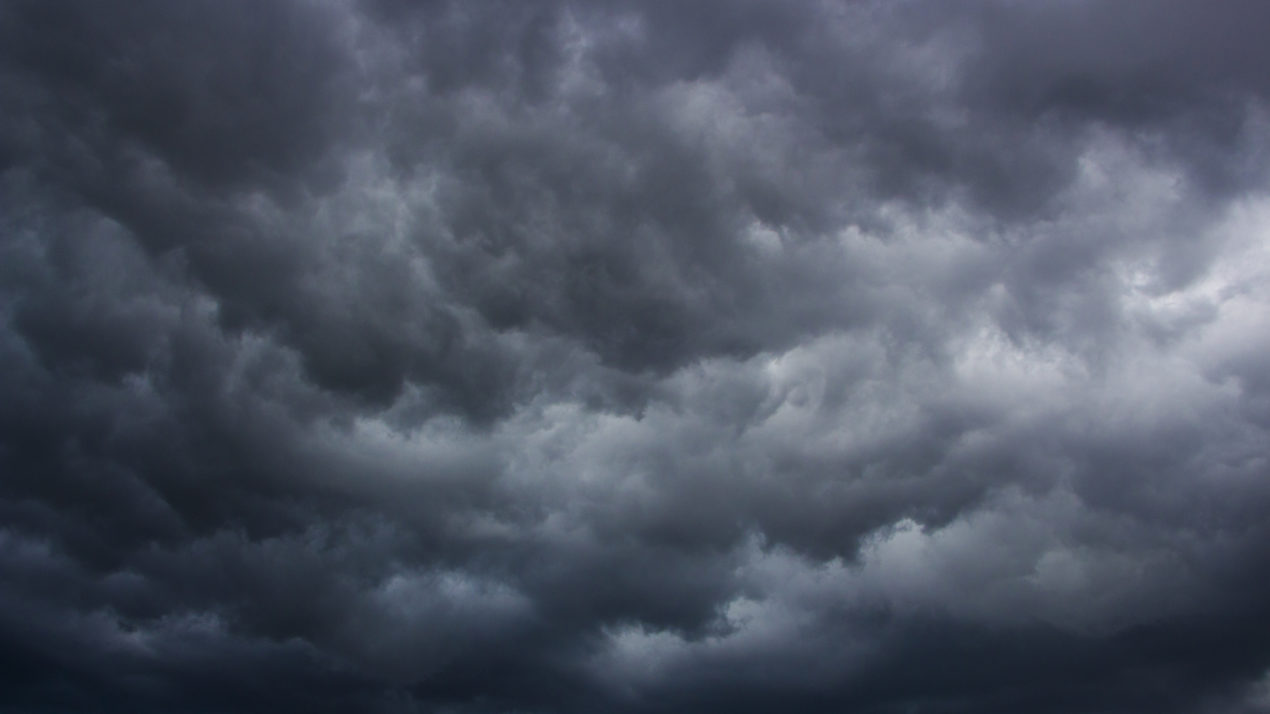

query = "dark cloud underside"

[2,1,1270,712]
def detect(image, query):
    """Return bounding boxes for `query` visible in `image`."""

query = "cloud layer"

[2,1,1270,712]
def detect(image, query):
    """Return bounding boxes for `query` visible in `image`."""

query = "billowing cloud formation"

[2,1,1270,712]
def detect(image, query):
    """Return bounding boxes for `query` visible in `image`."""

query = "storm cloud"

[2,1,1270,712]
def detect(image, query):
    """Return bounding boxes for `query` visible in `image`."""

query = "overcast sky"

[2,1,1270,712]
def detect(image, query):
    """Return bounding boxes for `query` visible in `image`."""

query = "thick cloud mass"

[3,1,1270,712]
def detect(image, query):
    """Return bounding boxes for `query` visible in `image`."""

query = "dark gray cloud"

[2,1,1270,712]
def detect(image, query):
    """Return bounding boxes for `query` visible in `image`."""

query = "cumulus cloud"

[2,1,1269,712]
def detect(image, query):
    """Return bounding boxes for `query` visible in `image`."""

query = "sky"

[2,1,1270,712]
